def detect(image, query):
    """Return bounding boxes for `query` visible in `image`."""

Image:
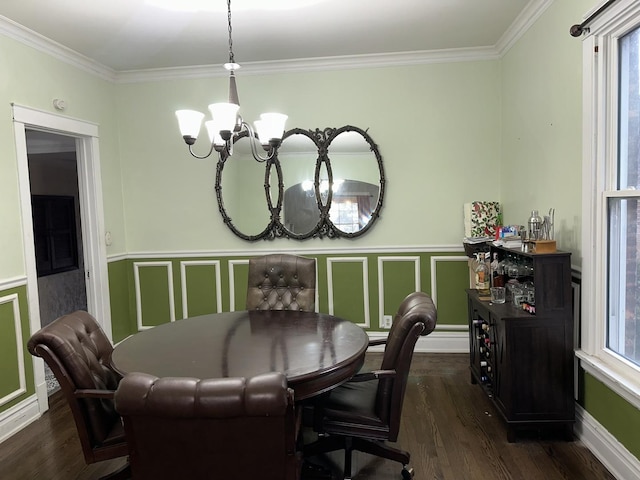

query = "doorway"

[26,130,88,395]
[13,104,113,413]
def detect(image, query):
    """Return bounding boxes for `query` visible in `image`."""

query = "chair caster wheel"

[401,466,414,479]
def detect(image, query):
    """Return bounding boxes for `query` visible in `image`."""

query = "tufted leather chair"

[27,310,129,480]
[305,292,437,480]
[114,371,301,480]
[246,254,316,312]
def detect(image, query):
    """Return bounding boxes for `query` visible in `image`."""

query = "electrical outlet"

[381,315,393,329]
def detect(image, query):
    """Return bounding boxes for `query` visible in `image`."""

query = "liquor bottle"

[491,252,504,287]
[474,253,489,289]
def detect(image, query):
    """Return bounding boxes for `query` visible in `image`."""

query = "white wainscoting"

[0,294,26,408]
[576,405,640,480]
[133,261,175,330]
[326,256,370,328]
[377,256,420,329]
[0,395,41,445]
[180,260,222,318]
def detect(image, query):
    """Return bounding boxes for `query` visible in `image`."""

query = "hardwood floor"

[0,353,615,480]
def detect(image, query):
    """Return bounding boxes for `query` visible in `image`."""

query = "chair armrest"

[367,338,387,347]
[74,389,116,400]
[348,369,396,382]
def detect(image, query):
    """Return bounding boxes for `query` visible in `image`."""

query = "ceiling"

[0,0,536,73]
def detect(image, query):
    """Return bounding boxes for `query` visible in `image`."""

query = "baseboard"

[575,404,640,480]
[367,330,469,353]
[0,394,41,445]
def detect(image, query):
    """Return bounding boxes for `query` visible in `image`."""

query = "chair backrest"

[115,371,300,480]
[26,310,126,463]
[246,253,316,312]
[377,292,437,440]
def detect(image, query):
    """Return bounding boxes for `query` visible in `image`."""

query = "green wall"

[108,250,469,342]
[114,60,501,253]
[0,35,126,279]
[500,0,588,261]
[0,285,34,410]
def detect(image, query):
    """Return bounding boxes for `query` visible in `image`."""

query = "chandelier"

[175,0,287,162]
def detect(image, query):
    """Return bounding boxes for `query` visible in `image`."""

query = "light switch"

[105,231,113,246]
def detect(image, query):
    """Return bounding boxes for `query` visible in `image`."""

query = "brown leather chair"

[246,253,316,311]
[26,310,129,480]
[114,371,301,480]
[305,292,437,480]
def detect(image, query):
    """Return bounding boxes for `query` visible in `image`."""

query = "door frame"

[12,104,112,411]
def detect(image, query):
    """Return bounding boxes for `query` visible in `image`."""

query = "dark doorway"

[26,130,87,394]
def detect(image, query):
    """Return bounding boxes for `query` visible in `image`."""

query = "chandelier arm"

[242,121,274,163]
[188,141,217,160]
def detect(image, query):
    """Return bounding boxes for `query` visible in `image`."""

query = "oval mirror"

[325,127,384,236]
[278,129,322,238]
[216,133,273,240]
[214,125,384,240]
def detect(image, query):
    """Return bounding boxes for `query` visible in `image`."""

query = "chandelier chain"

[227,0,235,64]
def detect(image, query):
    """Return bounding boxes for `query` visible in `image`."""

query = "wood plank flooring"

[0,353,615,480]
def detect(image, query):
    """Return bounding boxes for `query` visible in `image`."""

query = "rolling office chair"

[114,371,301,480]
[246,253,316,312]
[305,292,437,480]
[27,310,130,480]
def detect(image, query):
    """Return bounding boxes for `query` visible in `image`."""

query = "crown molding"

[495,0,554,55]
[114,47,501,84]
[0,15,116,82]
[0,1,552,85]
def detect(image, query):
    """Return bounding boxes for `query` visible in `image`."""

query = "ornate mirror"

[215,126,385,240]
[216,132,275,240]
[324,126,384,237]
[279,129,322,238]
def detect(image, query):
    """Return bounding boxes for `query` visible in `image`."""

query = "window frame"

[579,0,640,409]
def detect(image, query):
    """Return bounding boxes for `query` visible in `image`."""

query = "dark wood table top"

[110,310,369,400]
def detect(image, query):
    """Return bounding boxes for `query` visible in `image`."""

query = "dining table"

[110,309,369,401]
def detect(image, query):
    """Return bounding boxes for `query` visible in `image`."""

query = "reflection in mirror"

[326,131,381,234]
[278,131,321,237]
[216,134,272,239]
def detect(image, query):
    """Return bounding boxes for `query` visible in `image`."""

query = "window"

[581,0,640,406]
[329,196,360,233]
[608,27,640,365]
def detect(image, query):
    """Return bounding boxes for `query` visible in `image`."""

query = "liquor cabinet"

[466,244,574,441]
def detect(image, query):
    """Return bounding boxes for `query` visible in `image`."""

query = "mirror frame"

[215,125,385,241]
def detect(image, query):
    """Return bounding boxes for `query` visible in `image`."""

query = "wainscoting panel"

[133,261,175,330]
[377,256,420,329]
[0,294,26,407]
[180,260,222,318]
[228,259,249,311]
[430,255,470,330]
[116,248,470,341]
[326,257,370,328]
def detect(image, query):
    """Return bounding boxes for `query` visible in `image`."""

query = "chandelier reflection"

[301,178,344,201]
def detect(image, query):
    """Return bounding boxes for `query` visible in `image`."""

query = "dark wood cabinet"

[466,244,574,442]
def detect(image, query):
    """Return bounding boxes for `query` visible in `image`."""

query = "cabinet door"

[504,318,571,421]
